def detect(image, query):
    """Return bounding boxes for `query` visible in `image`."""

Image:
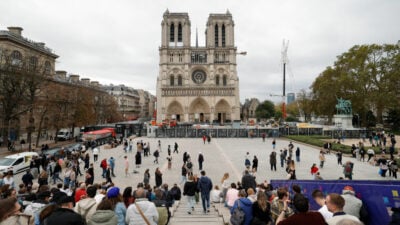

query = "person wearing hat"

[341,186,365,220]
[43,192,85,225]
[106,187,126,225]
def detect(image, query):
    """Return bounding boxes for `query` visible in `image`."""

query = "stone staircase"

[169,197,231,225]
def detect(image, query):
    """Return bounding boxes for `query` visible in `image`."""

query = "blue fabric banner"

[270,180,400,225]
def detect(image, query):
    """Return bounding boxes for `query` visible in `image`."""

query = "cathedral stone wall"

[156,10,241,124]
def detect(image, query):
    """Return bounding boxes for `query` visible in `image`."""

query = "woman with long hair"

[143,169,150,186]
[287,160,296,180]
[251,191,272,225]
[221,172,230,204]
[183,175,197,214]
[122,187,134,208]
[106,187,126,225]
[155,167,163,188]
[88,199,118,225]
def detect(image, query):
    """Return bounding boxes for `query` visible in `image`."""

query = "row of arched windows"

[169,74,228,86]
[214,24,226,47]
[170,23,183,43]
[170,75,183,86]
[215,75,228,86]
[10,50,52,74]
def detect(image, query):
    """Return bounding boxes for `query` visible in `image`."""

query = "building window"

[170,75,175,86]
[223,75,227,86]
[178,23,182,42]
[11,50,22,66]
[222,24,226,47]
[178,75,182,86]
[214,24,218,47]
[170,24,175,42]
[216,75,220,85]
[44,61,51,74]
[29,56,37,71]
[178,53,183,62]
[169,53,174,62]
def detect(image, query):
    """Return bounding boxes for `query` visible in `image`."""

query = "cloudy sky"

[1,0,399,103]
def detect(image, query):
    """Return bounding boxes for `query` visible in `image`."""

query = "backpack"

[345,165,352,173]
[186,162,193,169]
[230,200,245,225]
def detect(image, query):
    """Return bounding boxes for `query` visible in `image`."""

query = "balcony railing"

[161,86,235,97]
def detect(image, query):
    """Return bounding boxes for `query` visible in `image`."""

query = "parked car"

[0,152,39,174]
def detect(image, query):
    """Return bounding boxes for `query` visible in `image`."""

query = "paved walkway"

[12,137,393,190]
[77,137,390,189]
[9,137,396,225]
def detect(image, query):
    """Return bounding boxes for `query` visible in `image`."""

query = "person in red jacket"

[310,163,319,179]
[74,182,87,203]
[100,158,107,178]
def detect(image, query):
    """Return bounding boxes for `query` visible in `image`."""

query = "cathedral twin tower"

[156,10,241,124]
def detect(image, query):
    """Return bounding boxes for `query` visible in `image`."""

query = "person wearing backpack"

[390,160,398,179]
[343,161,354,180]
[186,159,193,176]
[230,189,253,225]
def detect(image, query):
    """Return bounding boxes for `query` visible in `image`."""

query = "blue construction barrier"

[270,179,400,225]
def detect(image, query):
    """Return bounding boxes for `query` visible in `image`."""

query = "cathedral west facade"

[156,10,241,123]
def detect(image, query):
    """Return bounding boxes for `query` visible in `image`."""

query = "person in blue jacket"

[230,189,253,225]
[197,170,213,214]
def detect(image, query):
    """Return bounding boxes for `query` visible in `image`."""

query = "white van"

[0,152,39,174]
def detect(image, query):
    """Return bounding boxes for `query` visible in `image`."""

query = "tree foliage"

[255,100,275,120]
[310,44,400,127]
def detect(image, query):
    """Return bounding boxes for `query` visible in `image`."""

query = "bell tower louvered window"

[214,24,218,47]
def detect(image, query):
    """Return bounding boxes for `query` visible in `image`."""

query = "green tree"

[311,44,400,126]
[255,100,275,120]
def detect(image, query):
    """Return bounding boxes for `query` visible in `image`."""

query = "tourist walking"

[198,152,204,171]
[155,167,163,187]
[124,156,129,177]
[295,147,300,162]
[183,175,197,214]
[93,147,99,162]
[279,150,285,168]
[272,139,276,149]
[319,150,325,168]
[343,161,354,180]
[108,157,116,177]
[197,170,213,214]
[166,155,172,169]
[252,155,258,171]
[135,151,141,169]
[153,149,159,164]
[270,150,277,171]
[180,163,188,184]
[311,163,319,179]
[173,142,179,153]
[143,169,150,186]
[336,151,343,165]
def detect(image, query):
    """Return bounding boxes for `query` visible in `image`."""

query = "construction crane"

[281,39,289,120]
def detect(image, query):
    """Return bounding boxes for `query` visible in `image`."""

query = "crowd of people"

[0,135,399,225]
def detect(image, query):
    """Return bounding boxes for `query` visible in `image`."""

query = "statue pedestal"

[334,114,353,129]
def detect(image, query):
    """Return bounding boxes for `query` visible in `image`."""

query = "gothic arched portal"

[189,97,210,122]
[167,101,184,121]
[215,99,231,124]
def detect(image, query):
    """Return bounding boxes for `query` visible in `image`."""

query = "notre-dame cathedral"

[156,10,241,124]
